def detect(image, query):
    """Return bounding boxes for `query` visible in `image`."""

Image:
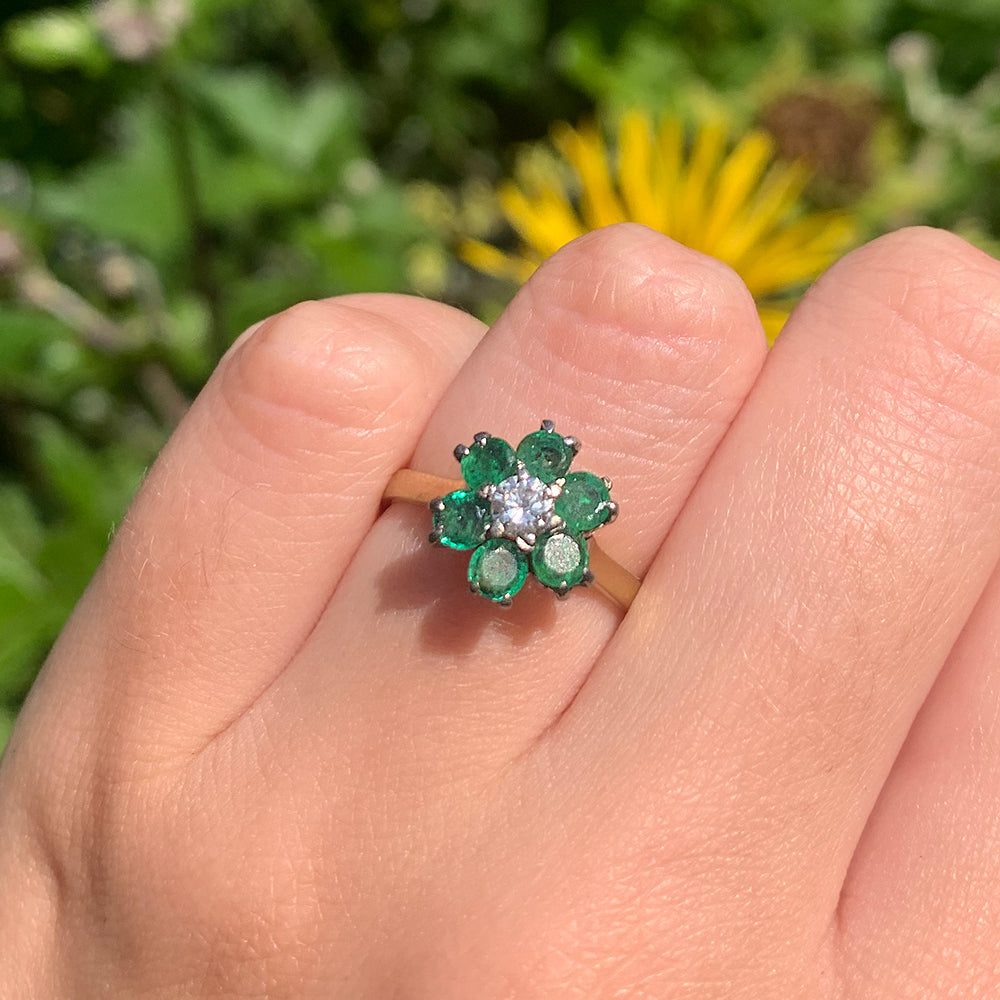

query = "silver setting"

[563,435,581,454]
[428,496,446,546]
[473,431,490,446]
[469,578,513,607]
[540,418,555,433]
[483,462,563,549]
[453,443,470,461]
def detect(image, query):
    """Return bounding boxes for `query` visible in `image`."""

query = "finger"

[27,295,485,750]
[410,224,766,577]
[836,559,1000,997]
[551,228,1000,927]
[274,223,766,760]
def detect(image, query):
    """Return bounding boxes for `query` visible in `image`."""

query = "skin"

[2,223,1000,998]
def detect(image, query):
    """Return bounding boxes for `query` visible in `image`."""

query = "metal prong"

[604,500,619,524]
[549,514,565,531]
[556,581,571,599]
[428,527,444,545]
[488,521,505,538]
[540,418,555,433]
[428,497,446,513]
[470,580,482,596]
[516,535,534,552]
[582,568,594,586]
[563,435,581,454]
[473,431,490,446]
[602,476,612,490]
[500,593,513,607]
[454,443,470,461]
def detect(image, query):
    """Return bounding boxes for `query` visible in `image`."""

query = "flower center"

[488,472,554,541]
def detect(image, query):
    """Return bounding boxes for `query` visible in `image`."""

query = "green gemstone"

[468,538,528,602]
[532,531,588,591]
[460,435,517,489]
[432,490,489,549]
[555,471,611,533]
[516,429,575,481]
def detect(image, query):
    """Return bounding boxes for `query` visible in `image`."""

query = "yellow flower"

[462,112,857,342]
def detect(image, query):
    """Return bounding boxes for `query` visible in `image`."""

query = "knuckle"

[812,228,1000,479]
[220,297,430,457]
[824,227,1000,368]
[525,222,763,387]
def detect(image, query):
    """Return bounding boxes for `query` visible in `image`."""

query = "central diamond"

[488,470,555,542]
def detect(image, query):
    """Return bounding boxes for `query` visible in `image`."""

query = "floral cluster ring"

[383,421,640,609]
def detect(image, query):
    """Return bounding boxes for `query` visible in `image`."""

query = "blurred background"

[1,0,999,749]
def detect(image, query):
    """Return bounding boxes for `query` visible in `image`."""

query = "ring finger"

[270,222,767,762]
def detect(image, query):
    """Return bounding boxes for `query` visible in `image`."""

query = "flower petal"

[459,239,540,283]
[499,180,586,257]
[654,116,684,233]
[675,120,728,250]
[701,130,775,255]
[717,159,812,270]
[552,121,627,230]
[617,110,659,228]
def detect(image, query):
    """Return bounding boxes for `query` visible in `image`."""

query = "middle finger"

[554,227,1000,931]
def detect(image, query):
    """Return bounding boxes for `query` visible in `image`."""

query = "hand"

[4,224,1000,998]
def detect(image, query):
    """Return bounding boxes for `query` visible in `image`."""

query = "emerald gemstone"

[554,471,611,533]
[516,429,575,481]
[532,531,588,590]
[460,435,517,489]
[468,538,528,602]
[432,490,489,549]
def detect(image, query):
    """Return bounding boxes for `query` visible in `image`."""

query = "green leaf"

[0,485,45,594]
[0,585,53,702]
[28,416,145,532]
[185,67,364,172]
[0,704,16,757]
[0,306,75,389]
[196,150,306,224]
[35,100,185,262]
[3,9,108,74]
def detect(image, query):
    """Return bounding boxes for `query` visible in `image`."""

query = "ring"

[383,420,640,609]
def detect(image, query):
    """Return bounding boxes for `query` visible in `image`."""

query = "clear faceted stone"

[487,468,557,542]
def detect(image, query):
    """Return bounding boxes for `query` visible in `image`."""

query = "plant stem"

[16,263,191,427]
[158,65,229,363]
[17,268,126,352]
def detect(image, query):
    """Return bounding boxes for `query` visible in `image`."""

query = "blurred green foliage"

[1,0,999,746]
